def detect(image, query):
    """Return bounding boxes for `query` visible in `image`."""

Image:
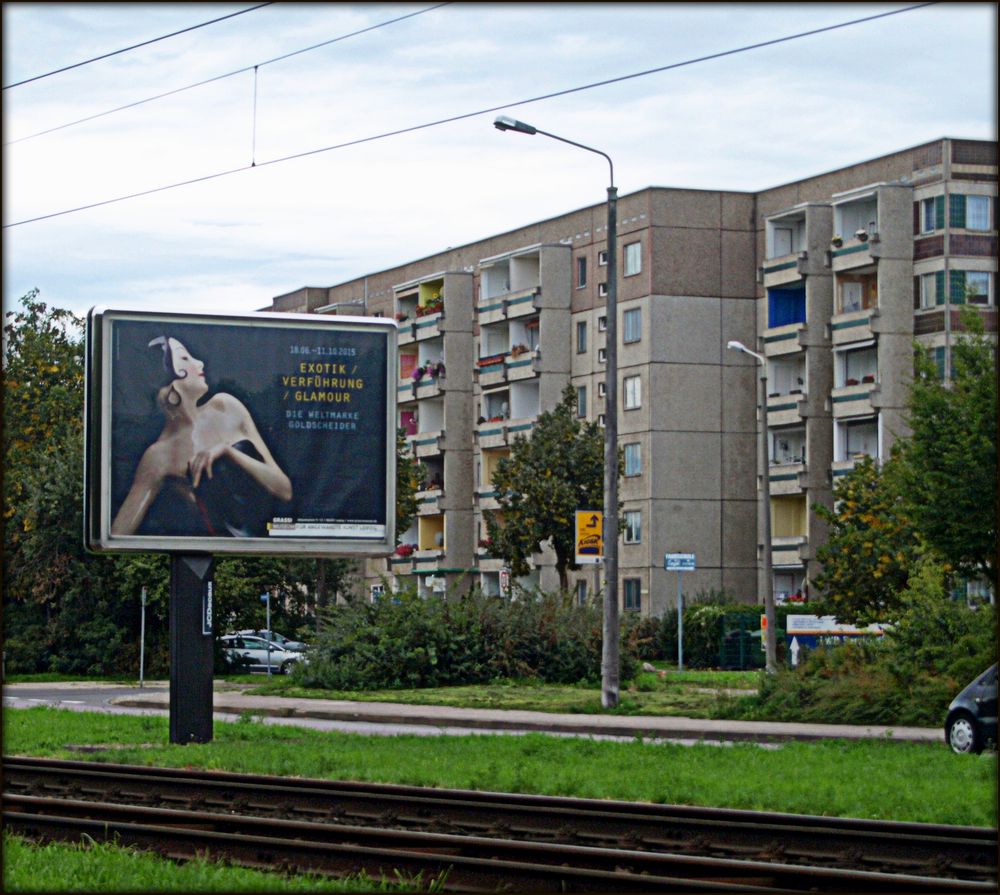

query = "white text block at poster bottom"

[268,522,386,539]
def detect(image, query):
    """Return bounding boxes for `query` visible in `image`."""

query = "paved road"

[3,681,943,746]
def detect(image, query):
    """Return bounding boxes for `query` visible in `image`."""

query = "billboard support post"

[169,554,215,744]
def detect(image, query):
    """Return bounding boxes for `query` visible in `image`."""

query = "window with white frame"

[966,195,991,231]
[623,307,641,343]
[770,427,805,465]
[576,386,587,418]
[837,416,879,461]
[624,442,642,476]
[598,282,608,297]
[598,250,608,266]
[623,578,641,611]
[576,320,588,353]
[576,256,588,288]
[575,579,588,607]
[598,381,606,398]
[965,271,992,305]
[598,347,607,364]
[772,226,794,257]
[624,375,641,409]
[838,345,877,387]
[624,510,641,543]
[598,315,607,331]
[597,413,606,427]
[921,197,940,233]
[920,272,940,309]
[624,242,642,276]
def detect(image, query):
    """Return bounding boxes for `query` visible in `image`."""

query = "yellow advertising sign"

[575,510,603,564]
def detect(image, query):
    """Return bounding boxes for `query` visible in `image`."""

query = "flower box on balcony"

[477,353,506,367]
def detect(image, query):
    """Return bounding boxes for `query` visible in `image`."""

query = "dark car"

[944,664,997,754]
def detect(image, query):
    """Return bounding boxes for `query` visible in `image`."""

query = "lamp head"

[494,115,537,135]
[726,340,747,352]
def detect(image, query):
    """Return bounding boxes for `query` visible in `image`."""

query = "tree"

[394,426,422,545]
[897,308,997,589]
[812,455,920,623]
[485,385,615,591]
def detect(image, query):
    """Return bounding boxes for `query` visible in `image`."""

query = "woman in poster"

[111,335,292,538]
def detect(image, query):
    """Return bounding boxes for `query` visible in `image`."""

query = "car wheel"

[947,711,982,754]
[280,661,293,675]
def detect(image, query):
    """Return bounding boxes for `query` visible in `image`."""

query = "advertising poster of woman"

[86,308,395,556]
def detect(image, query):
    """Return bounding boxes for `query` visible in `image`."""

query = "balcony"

[416,486,443,516]
[831,308,877,346]
[407,429,444,458]
[769,462,806,496]
[477,286,541,326]
[831,381,877,418]
[771,535,808,567]
[395,277,445,344]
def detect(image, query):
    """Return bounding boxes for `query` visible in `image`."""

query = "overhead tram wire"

[3,3,453,147]
[2,3,275,90]
[3,2,936,230]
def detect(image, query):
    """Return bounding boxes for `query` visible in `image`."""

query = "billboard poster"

[574,510,603,565]
[85,307,396,556]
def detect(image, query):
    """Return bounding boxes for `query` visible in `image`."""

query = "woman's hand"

[188,443,231,489]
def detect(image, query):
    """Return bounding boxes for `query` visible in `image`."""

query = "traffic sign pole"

[664,553,696,672]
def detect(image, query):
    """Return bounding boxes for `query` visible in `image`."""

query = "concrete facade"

[270,137,997,612]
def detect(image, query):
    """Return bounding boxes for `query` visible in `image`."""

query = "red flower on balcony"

[394,543,415,557]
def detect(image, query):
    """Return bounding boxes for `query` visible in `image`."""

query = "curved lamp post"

[494,115,620,708]
[727,339,777,673]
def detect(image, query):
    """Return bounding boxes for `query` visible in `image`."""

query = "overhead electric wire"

[4,2,452,147]
[3,2,936,230]
[2,3,274,90]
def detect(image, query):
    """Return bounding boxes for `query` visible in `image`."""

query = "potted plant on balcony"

[855,229,869,243]
[412,365,426,383]
[394,311,408,322]
[509,343,529,357]
[433,360,446,378]
[394,543,415,558]
[830,234,844,248]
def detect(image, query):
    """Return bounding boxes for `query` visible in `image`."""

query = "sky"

[2,2,997,320]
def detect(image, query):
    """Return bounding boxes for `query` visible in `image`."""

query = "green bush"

[297,586,640,690]
[723,557,997,727]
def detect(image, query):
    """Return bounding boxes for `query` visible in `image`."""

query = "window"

[576,386,587,418]
[597,381,606,398]
[598,282,608,297]
[951,194,991,231]
[624,510,641,543]
[623,307,641,343]
[838,345,877,387]
[598,347,607,364]
[576,256,588,288]
[575,580,588,607]
[576,320,588,353]
[954,270,992,305]
[624,442,642,476]
[767,286,806,327]
[597,413,606,427]
[598,250,608,266]
[772,226,794,257]
[921,196,943,233]
[624,242,642,276]
[623,578,641,611]
[624,375,641,409]
[966,195,990,231]
[920,272,944,308]
[598,315,607,332]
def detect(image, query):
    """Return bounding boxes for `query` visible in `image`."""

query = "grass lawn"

[238,667,763,718]
[2,831,437,893]
[3,706,995,827]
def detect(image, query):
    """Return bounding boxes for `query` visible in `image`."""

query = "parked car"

[220,634,304,674]
[944,664,997,754]
[235,629,308,652]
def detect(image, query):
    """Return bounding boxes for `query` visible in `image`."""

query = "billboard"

[85,307,396,556]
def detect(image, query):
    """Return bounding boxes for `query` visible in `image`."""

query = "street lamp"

[727,339,777,673]
[495,114,621,708]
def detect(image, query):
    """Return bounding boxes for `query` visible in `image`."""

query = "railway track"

[4,756,996,892]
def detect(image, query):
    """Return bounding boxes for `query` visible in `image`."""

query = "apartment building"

[270,137,997,613]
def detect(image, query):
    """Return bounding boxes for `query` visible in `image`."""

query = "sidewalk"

[112,685,943,745]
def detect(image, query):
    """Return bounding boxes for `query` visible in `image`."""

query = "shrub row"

[297,587,641,691]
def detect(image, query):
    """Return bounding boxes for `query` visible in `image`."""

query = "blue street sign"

[665,553,696,571]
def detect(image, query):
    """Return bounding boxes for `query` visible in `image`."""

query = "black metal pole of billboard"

[169,554,215,744]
